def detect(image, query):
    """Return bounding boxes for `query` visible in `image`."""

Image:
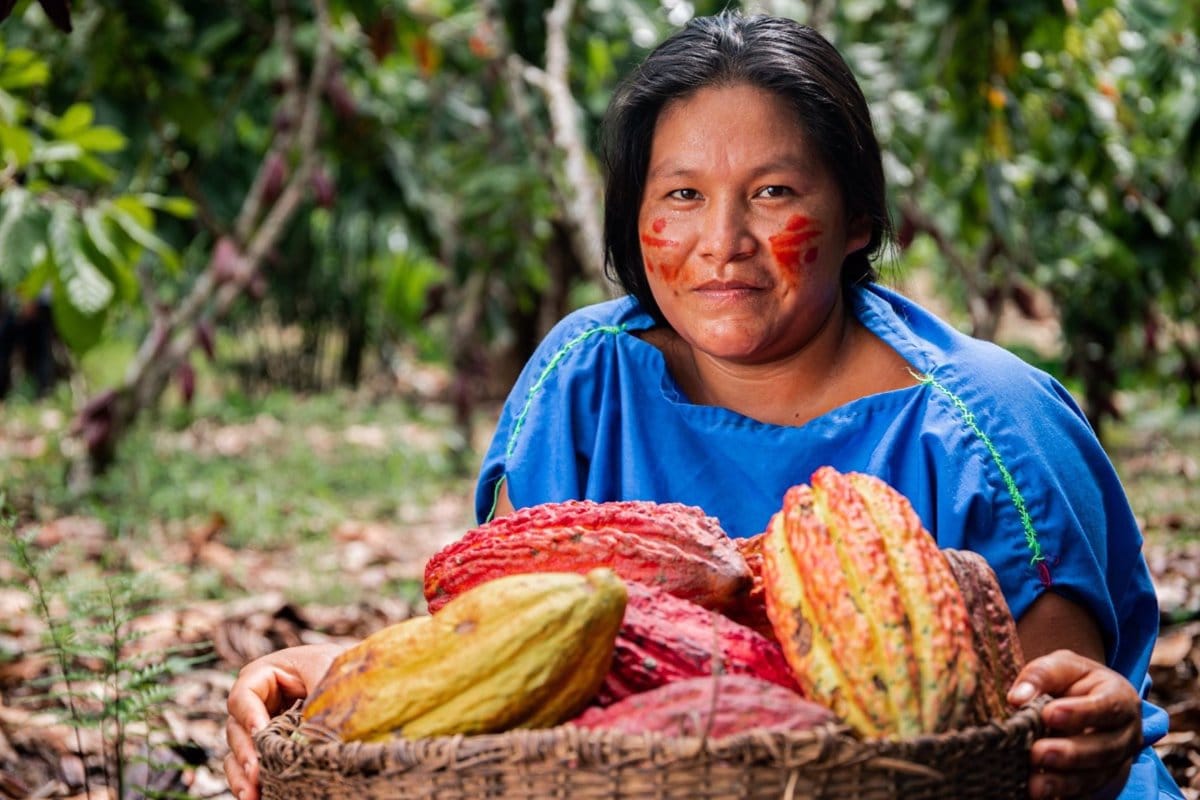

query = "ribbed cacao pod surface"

[423,500,751,614]
[573,675,835,739]
[762,467,979,738]
[725,531,776,640]
[301,568,627,742]
[942,548,1026,723]
[597,581,800,706]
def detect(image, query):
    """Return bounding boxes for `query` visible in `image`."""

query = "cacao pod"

[423,500,750,614]
[762,467,978,738]
[574,675,835,738]
[942,548,1026,722]
[302,568,626,741]
[725,531,776,640]
[597,581,800,706]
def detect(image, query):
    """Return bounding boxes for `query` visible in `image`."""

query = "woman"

[225,13,1181,799]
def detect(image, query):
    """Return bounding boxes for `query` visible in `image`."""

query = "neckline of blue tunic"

[607,282,939,432]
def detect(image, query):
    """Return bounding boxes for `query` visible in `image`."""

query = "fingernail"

[1008,681,1036,704]
[1040,749,1061,770]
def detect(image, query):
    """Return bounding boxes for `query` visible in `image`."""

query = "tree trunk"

[66,0,334,492]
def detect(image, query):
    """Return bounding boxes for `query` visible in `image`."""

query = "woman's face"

[638,83,869,365]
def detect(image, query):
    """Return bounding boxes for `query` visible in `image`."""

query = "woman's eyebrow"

[646,159,807,182]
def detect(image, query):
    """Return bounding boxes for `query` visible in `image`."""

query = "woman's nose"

[699,198,756,263]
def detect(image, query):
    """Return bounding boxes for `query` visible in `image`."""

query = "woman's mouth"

[694,279,763,293]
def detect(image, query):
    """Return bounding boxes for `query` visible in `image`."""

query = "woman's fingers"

[1031,722,1142,773]
[1009,649,1143,800]
[223,645,346,799]
[1028,762,1132,800]
[223,746,259,800]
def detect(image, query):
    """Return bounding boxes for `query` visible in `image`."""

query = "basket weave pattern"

[255,698,1047,800]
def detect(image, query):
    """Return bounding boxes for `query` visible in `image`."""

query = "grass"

[2,375,1197,612]
[1105,388,1200,547]
[0,382,483,608]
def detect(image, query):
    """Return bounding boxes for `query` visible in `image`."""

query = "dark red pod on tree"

[423,500,751,614]
[596,581,800,706]
[573,675,834,739]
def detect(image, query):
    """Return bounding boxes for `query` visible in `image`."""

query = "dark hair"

[601,11,894,322]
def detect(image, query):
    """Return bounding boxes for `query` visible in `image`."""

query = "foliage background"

[0,0,1195,441]
[1,0,1198,796]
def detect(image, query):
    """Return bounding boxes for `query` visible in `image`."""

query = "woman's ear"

[844,212,872,256]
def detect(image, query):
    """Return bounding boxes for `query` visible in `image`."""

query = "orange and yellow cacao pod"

[301,568,627,741]
[762,467,979,738]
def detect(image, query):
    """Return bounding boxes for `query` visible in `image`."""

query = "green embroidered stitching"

[920,373,1045,566]
[485,323,630,522]
[505,323,629,458]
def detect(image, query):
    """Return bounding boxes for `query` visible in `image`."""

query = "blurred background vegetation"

[0,0,1197,487]
[2,4,1198,793]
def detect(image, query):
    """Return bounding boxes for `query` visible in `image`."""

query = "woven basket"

[255,697,1048,800]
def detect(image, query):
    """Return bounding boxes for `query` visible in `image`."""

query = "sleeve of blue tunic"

[880,293,1181,799]
[475,300,633,520]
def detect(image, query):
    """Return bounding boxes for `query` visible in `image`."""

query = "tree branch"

[69,0,335,489]
[518,0,609,289]
[896,196,998,338]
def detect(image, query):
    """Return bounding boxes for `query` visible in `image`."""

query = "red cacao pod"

[597,581,800,706]
[424,500,751,614]
[573,675,834,739]
[724,531,775,640]
[208,236,244,285]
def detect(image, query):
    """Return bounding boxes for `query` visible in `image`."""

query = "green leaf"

[82,207,138,302]
[195,19,243,55]
[71,126,127,154]
[49,203,115,315]
[0,122,34,165]
[107,196,182,273]
[136,192,197,219]
[0,87,24,125]
[0,187,49,286]
[31,141,84,164]
[0,49,50,90]
[73,153,118,183]
[49,277,106,354]
[55,103,94,137]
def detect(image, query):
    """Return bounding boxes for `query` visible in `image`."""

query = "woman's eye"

[668,188,701,201]
[757,185,794,198]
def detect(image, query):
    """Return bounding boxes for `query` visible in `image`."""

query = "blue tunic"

[475,283,1180,798]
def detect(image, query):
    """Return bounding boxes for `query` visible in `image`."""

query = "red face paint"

[640,222,682,283]
[640,234,679,249]
[769,214,822,280]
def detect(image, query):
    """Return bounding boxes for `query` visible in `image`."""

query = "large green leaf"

[106,196,182,273]
[0,187,48,287]
[43,202,110,354]
[49,202,115,315]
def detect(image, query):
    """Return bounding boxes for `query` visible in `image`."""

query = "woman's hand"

[1008,649,1143,800]
[224,643,346,800]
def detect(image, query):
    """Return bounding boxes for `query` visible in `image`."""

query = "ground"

[0,381,1197,798]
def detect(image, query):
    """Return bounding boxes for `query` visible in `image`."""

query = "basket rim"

[254,695,1049,778]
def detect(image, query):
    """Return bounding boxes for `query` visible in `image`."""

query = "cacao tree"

[0,40,193,366]
[4,0,1197,483]
[829,0,1199,430]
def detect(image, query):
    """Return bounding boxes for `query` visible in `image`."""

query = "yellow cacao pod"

[762,467,978,738]
[301,568,627,741]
